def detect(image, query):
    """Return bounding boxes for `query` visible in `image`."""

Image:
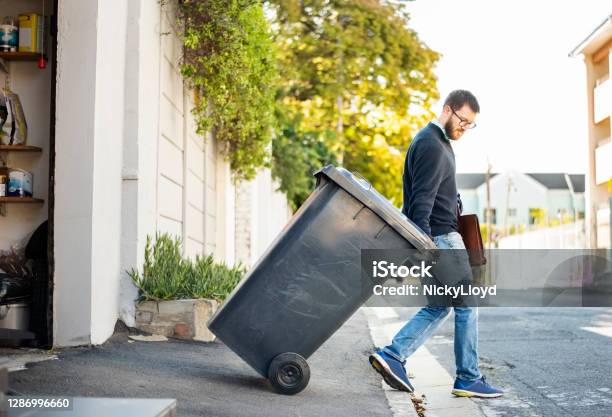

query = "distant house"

[570,14,611,248]
[457,172,585,229]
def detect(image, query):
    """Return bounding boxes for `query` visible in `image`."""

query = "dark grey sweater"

[402,122,458,237]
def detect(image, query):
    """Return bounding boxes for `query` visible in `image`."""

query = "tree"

[272,105,338,210]
[268,0,439,204]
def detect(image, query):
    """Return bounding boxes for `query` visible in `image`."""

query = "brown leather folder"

[458,214,487,266]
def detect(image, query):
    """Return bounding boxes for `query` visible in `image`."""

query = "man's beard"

[443,119,456,139]
[444,119,462,140]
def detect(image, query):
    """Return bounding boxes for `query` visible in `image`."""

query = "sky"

[404,0,611,174]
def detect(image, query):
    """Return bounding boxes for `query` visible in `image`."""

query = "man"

[369,90,503,398]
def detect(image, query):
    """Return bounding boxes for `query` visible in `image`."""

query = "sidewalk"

[8,310,392,417]
[364,307,486,417]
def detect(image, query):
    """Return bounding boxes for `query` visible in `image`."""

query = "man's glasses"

[451,109,477,129]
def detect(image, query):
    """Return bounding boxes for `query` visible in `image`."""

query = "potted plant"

[128,234,243,342]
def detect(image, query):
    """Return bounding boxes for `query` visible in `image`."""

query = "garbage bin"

[208,165,435,394]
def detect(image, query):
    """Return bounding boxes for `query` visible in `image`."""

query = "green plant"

[128,233,244,302]
[271,107,338,210]
[128,234,190,301]
[268,0,440,204]
[185,254,244,300]
[177,0,278,181]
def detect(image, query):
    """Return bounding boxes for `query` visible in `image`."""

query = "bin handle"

[352,171,372,190]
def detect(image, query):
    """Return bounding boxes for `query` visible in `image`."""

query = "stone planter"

[135,299,219,342]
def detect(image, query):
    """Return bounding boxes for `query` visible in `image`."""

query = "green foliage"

[177,0,278,180]
[271,107,338,209]
[186,255,244,300]
[128,234,244,302]
[174,0,439,205]
[268,0,440,204]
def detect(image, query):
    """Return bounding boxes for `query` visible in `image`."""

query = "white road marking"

[581,326,612,338]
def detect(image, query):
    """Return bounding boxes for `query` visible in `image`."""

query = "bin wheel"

[267,352,310,395]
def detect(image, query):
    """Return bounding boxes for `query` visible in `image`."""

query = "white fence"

[498,221,586,249]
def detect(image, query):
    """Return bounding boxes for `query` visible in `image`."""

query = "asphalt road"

[394,307,612,417]
[9,310,391,417]
[11,306,612,416]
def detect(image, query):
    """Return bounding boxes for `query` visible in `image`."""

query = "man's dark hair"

[444,90,480,113]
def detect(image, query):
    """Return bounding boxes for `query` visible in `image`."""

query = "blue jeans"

[382,232,482,382]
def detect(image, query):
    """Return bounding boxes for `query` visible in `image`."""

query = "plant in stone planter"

[186,254,243,301]
[128,233,245,341]
[128,233,244,302]
[129,234,190,302]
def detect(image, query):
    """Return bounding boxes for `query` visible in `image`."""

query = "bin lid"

[314,165,437,251]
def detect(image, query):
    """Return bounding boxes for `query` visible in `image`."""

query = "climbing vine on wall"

[176,0,277,180]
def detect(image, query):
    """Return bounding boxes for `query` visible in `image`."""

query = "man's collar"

[431,119,450,142]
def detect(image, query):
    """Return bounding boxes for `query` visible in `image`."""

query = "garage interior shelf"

[0,52,40,62]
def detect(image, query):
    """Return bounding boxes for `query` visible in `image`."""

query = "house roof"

[525,173,585,193]
[456,173,585,193]
[456,173,496,189]
[569,14,612,57]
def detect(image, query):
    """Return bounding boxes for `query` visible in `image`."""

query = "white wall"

[54,0,127,346]
[54,0,97,346]
[498,220,586,249]
[156,1,185,239]
[54,0,288,344]
[235,168,292,267]
[89,0,128,345]
[183,89,207,260]
[250,169,292,264]
[596,206,610,248]
[119,0,161,327]
[118,0,241,326]
[154,1,236,266]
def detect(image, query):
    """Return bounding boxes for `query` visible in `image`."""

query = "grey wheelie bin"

[207,165,435,395]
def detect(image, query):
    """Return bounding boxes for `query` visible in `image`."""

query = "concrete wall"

[89,0,128,345]
[53,0,290,344]
[119,0,161,327]
[498,220,586,249]
[54,0,127,346]
[234,168,292,267]
[153,2,236,266]
[250,169,292,264]
[118,0,238,327]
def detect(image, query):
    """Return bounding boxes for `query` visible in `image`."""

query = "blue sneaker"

[369,350,414,392]
[452,376,503,398]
